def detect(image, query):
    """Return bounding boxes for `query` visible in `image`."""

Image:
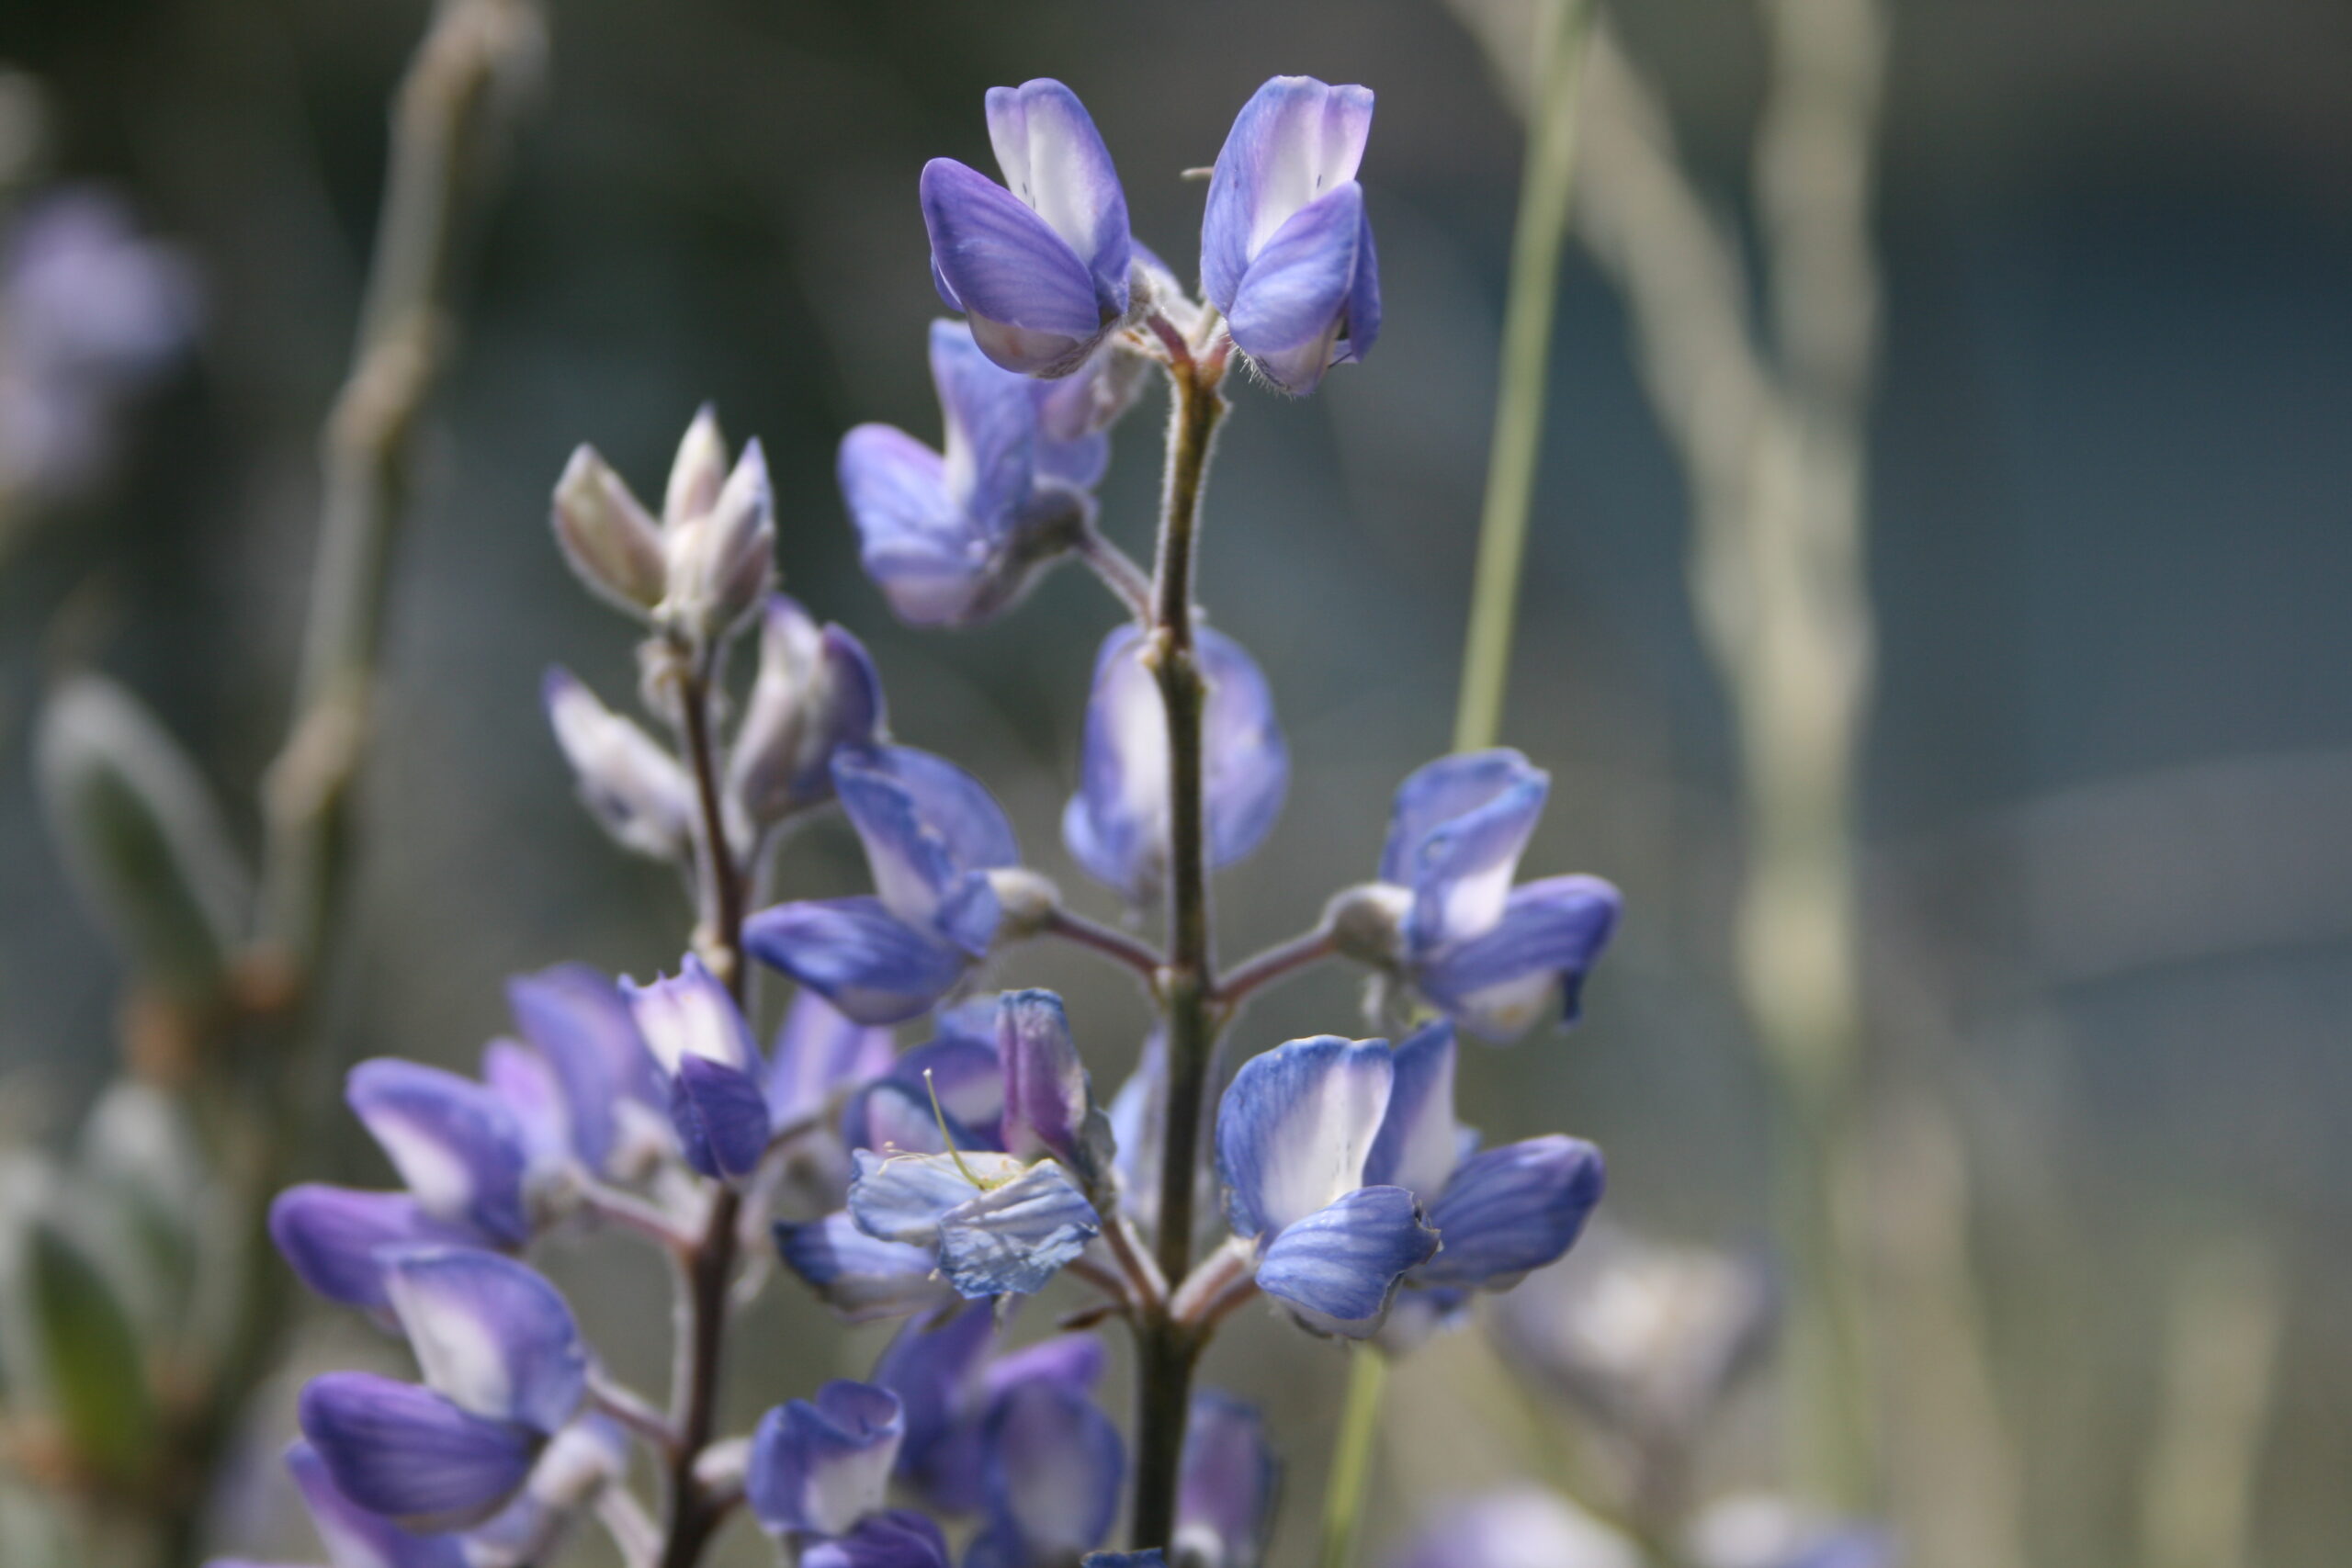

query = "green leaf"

[22,1218,156,1485]
[36,675,252,1008]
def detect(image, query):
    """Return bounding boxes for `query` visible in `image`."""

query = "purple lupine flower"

[1084,1557,1168,1568]
[1363,1021,1605,1337]
[1688,1495,1899,1568]
[746,744,1021,1023]
[620,953,772,1182]
[839,321,1107,629]
[266,1186,484,1315]
[775,1212,962,1324]
[747,1381,907,1540]
[842,1025,1006,1159]
[542,665,696,863]
[299,1250,587,1530]
[1177,1391,1280,1568]
[479,1034,567,1160]
[728,594,889,829]
[995,989,1096,1174]
[1214,1036,1440,1338]
[870,1303,1107,1516]
[0,187,197,504]
[1200,77,1381,394]
[922,79,1132,377]
[220,1425,629,1568]
[1368,750,1622,1042]
[1490,1224,1777,1450]
[1385,1488,1642,1568]
[1062,624,1289,903]
[966,1377,1125,1568]
[224,1439,469,1568]
[504,962,673,1180]
[802,1510,956,1568]
[769,987,900,1133]
[345,1059,535,1247]
[458,1416,633,1566]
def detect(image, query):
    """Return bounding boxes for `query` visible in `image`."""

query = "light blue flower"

[839,321,1108,628]
[747,745,1022,1023]
[1363,1023,1605,1330]
[846,1147,1100,1300]
[748,1381,907,1540]
[1201,77,1381,394]
[266,1186,484,1316]
[775,1212,961,1325]
[1063,624,1289,903]
[1215,1036,1440,1338]
[966,1378,1125,1568]
[1385,1488,1642,1568]
[922,79,1132,377]
[1374,750,1623,1042]
[1178,1391,1280,1568]
[871,1303,1107,1517]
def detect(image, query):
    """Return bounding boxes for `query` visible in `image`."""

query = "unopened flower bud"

[727,596,888,827]
[549,444,665,615]
[985,866,1060,942]
[664,404,730,527]
[660,430,775,644]
[543,667,695,863]
[1325,881,1411,968]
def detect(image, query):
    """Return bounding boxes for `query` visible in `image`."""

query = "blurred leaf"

[35,674,252,1010]
[0,1477,74,1568]
[21,1218,156,1486]
[74,1083,209,1341]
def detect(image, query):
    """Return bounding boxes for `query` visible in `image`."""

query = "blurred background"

[0,0,2346,1564]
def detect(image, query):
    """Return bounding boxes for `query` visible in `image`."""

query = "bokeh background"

[0,1,2346,1564]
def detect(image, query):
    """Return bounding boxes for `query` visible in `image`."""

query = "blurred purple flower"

[0,187,196,503]
[1063,624,1289,904]
[839,321,1107,628]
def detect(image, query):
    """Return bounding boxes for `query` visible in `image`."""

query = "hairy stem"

[1130,351,1227,1553]
[1452,0,1595,755]
[1041,905,1168,981]
[657,656,752,1568]
[1216,920,1339,1010]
